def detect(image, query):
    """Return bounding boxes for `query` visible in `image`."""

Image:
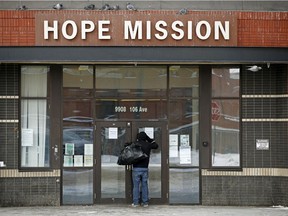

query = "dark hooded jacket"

[133,132,159,168]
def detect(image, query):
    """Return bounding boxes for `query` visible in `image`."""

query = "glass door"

[94,121,132,204]
[132,121,168,204]
[94,121,168,204]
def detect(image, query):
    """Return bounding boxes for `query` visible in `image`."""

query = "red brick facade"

[0,10,287,47]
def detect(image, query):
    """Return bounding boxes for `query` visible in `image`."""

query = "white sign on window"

[144,127,154,139]
[65,143,75,155]
[21,128,34,146]
[180,134,189,147]
[74,155,83,167]
[180,146,191,164]
[84,144,93,155]
[169,134,178,158]
[84,155,93,167]
[64,155,73,167]
[109,127,118,139]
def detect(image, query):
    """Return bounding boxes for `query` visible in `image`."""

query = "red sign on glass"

[211,101,221,121]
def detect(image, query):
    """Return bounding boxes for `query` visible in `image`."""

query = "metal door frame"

[94,120,168,204]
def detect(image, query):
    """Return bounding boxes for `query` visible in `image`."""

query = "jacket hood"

[137,132,147,140]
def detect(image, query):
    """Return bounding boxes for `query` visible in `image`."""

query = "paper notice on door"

[108,127,118,139]
[179,146,191,164]
[169,134,178,158]
[144,127,154,139]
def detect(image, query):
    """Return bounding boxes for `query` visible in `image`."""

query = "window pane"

[62,168,93,204]
[169,99,199,167]
[212,67,240,97]
[21,99,49,167]
[95,99,167,120]
[169,168,199,204]
[212,99,240,167]
[169,66,199,97]
[63,65,93,97]
[63,99,92,121]
[21,66,49,97]
[95,66,167,98]
[101,126,127,198]
[63,100,93,166]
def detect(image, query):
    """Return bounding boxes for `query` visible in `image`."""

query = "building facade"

[0,1,288,206]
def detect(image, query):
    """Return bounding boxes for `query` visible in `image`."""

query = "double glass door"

[94,121,168,204]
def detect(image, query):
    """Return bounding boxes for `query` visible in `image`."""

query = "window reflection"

[212,67,240,97]
[211,67,240,167]
[169,99,199,167]
[63,65,93,97]
[101,126,127,198]
[168,66,200,204]
[62,100,93,167]
[95,66,167,98]
[63,169,93,204]
[169,168,199,204]
[95,99,167,120]
[169,66,199,98]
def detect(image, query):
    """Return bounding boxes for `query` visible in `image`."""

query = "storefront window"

[20,66,50,167]
[62,66,94,205]
[169,168,199,204]
[62,99,93,165]
[169,66,199,98]
[63,65,93,98]
[168,66,200,204]
[95,66,168,120]
[95,99,167,120]
[211,67,240,167]
[62,168,93,204]
[95,66,167,98]
[169,99,199,167]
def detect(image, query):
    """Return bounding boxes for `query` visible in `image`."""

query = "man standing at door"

[132,131,158,207]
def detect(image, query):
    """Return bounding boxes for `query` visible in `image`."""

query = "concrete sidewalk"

[0,205,288,216]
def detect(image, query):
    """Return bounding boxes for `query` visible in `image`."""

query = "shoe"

[143,204,149,208]
[131,203,139,207]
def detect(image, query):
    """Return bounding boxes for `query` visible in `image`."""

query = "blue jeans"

[132,167,149,205]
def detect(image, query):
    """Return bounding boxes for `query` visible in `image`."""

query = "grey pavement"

[1,205,288,216]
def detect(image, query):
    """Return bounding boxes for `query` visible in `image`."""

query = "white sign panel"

[109,127,118,139]
[169,134,178,158]
[144,127,154,139]
[180,134,189,147]
[256,139,269,150]
[180,146,191,164]
[84,144,93,155]
[74,155,83,167]
[21,128,34,146]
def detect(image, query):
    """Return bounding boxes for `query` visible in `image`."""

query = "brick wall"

[0,177,60,206]
[238,12,288,47]
[0,11,35,46]
[202,176,288,206]
[0,10,287,47]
